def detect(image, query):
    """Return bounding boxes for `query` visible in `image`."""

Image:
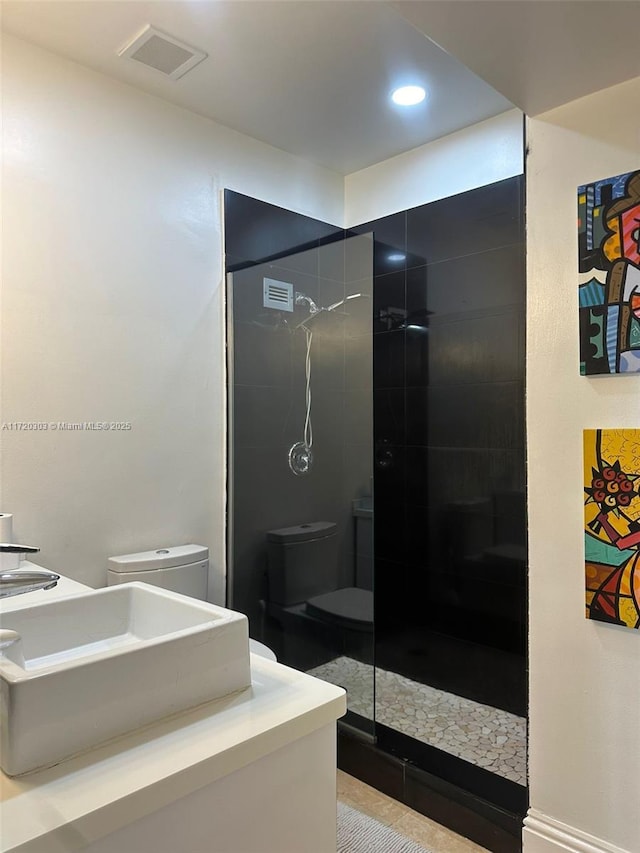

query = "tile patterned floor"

[337,770,490,853]
[310,656,526,786]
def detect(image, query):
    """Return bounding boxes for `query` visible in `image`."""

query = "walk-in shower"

[225,182,527,848]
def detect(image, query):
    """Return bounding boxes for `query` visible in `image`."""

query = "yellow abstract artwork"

[584,429,640,629]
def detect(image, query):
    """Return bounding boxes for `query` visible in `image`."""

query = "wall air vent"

[263,278,294,312]
[117,25,207,80]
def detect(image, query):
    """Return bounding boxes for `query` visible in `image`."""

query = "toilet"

[107,544,276,661]
[266,522,373,632]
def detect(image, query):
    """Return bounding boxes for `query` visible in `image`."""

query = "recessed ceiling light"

[388,253,406,262]
[391,85,427,107]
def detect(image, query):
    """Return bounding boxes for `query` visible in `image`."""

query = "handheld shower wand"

[288,291,367,475]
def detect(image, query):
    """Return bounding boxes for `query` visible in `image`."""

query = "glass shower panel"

[371,177,527,805]
[228,234,374,734]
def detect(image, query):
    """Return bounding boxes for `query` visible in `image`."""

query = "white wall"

[0,35,343,601]
[525,77,640,853]
[344,109,523,226]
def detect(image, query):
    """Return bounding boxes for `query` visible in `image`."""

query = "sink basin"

[0,583,251,776]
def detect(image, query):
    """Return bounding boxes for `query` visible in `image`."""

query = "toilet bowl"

[107,545,276,661]
[266,522,373,632]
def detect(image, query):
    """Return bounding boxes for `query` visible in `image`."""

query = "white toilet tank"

[107,544,278,661]
[107,544,209,599]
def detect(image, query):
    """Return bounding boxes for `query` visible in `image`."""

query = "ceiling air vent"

[117,25,207,80]
[263,278,294,312]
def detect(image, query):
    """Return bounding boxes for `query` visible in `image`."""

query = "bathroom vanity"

[0,567,346,853]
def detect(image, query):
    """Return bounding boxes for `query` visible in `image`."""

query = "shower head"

[325,292,365,312]
[293,291,369,329]
[293,292,322,331]
[295,292,320,315]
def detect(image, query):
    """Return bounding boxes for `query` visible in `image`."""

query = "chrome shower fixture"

[294,291,367,328]
[289,320,314,476]
[295,292,320,315]
[288,291,367,475]
[289,441,313,476]
[325,292,364,312]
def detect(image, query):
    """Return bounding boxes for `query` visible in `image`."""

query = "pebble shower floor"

[309,656,526,786]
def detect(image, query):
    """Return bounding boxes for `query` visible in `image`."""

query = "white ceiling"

[394,1,640,117]
[0,0,514,174]
[2,2,638,175]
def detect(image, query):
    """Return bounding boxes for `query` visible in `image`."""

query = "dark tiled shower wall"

[351,176,527,715]
[226,181,526,697]
[225,191,342,271]
[225,191,373,642]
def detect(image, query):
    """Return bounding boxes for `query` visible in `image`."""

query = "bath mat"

[337,802,432,853]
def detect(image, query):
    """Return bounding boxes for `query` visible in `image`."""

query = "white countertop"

[0,569,346,853]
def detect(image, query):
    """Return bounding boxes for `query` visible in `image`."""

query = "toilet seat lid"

[305,587,373,631]
[267,522,336,544]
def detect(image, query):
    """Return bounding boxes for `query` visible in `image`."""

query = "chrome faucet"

[0,544,60,599]
[0,544,40,555]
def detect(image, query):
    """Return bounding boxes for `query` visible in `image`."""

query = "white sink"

[0,582,251,776]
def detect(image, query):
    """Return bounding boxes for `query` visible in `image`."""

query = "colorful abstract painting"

[578,169,640,375]
[584,429,640,629]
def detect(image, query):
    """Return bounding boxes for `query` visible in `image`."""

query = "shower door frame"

[225,269,236,610]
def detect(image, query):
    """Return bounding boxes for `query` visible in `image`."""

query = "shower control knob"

[289,441,313,476]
